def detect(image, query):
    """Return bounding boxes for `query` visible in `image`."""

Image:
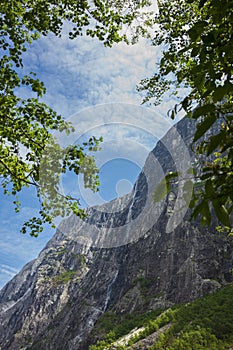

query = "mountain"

[0,117,232,350]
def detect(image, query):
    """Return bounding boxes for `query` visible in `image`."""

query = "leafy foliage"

[0,0,153,236]
[89,309,164,349]
[52,270,76,284]
[139,0,233,229]
[90,285,233,349]
[151,284,233,349]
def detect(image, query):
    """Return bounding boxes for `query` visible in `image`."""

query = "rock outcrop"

[0,117,232,350]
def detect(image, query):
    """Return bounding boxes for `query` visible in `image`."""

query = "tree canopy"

[139,0,233,230]
[0,0,153,236]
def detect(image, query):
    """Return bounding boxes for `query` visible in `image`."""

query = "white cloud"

[21,30,163,115]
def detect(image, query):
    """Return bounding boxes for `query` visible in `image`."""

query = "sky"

[0,6,185,289]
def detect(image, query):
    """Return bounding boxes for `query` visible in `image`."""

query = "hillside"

[89,284,233,349]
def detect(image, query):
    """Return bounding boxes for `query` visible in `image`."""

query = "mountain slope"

[89,284,233,349]
[0,117,232,350]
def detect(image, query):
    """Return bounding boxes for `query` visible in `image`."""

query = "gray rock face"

[0,117,232,350]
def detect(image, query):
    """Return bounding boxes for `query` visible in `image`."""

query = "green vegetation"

[89,309,164,350]
[133,276,150,290]
[76,253,86,268]
[55,249,86,267]
[152,327,223,350]
[151,284,233,349]
[139,0,233,229]
[132,276,162,301]
[89,285,233,349]
[52,270,76,284]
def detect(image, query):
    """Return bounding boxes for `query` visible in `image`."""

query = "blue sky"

[0,18,185,288]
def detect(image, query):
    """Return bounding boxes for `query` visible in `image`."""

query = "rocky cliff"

[0,117,232,350]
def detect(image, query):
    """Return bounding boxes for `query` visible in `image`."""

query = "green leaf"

[212,86,227,102]
[191,46,200,57]
[188,21,208,41]
[198,0,208,9]
[192,104,216,119]
[200,172,212,181]
[153,172,179,203]
[153,179,169,203]
[188,28,199,42]
[200,201,211,226]
[191,200,204,219]
[206,132,224,156]
[193,115,217,142]
[205,179,215,197]
[212,200,231,227]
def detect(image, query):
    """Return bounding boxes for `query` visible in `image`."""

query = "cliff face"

[0,117,232,350]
